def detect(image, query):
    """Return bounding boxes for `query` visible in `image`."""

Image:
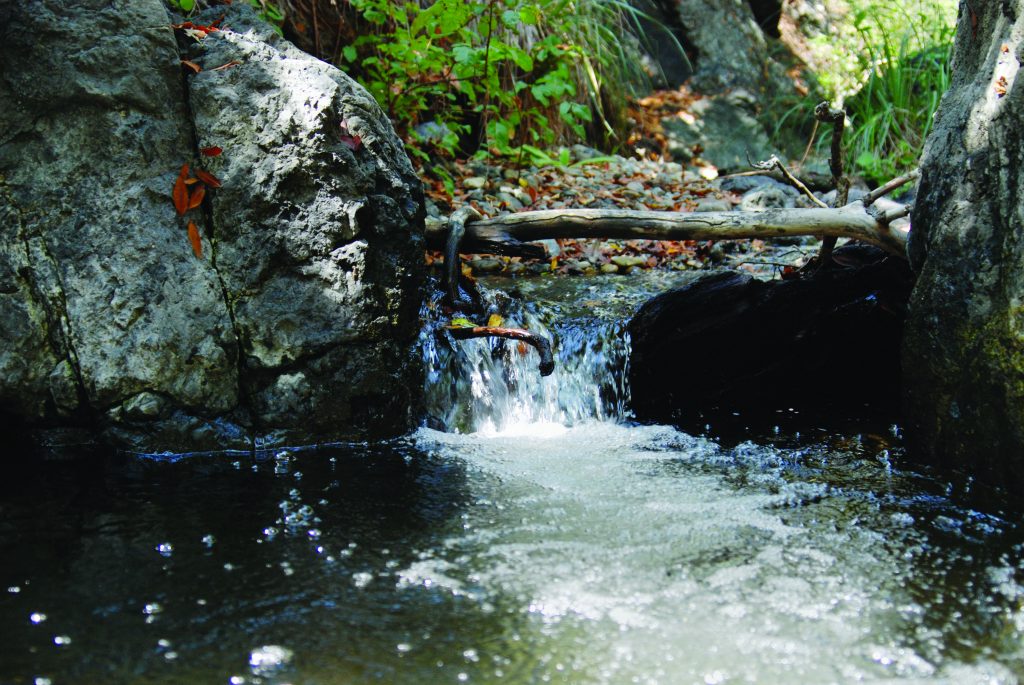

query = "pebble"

[463,176,487,190]
[469,258,503,273]
[611,255,648,268]
[694,198,731,212]
[601,263,619,274]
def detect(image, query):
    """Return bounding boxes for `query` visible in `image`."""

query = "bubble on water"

[143,603,163,615]
[202,534,216,547]
[890,512,915,527]
[34,678,52,685]
[30,612,47,624]
[263,527,279,540]
[307,528,321,540]
[164,651,178,661]
[352,572,374,589]
[155,542,174,557]
[463,648,480,663]
[8,586,21,594]
[53,635,71,646]
[230,677,246,685]
[224,563,236,571]
[249,645,294,676]
[397,643,412,653]
[158,638,172,648]
[196,598,208,606]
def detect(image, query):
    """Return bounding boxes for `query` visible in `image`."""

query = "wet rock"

[0,1,424,454]
[469,258,504,273]
[601,264,620,274]
[629,247,913,428]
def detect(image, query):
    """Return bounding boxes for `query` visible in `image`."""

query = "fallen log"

[425,203,908,260]
[443,325,555,376]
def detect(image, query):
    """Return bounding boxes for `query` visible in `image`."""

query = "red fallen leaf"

[183,28,208,40]
[187,221,203,258]
[200,146,223,157]
[340,134,362,151]
[184,177,200,185]
[194,169,222,188]
[995,75,1008,97]
[210,60,241,71]
[181,60,202,74]
[172,163,190,215]
[188,184,206,209]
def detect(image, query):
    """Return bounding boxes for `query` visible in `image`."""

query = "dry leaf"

[181,60,202,74]
[187,221,202,258]
[172,165,190,216]
[188,184,206,209]
[200,146,223,157]
[194,169,222,188]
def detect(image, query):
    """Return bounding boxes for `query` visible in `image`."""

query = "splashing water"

[2,273,1023,684]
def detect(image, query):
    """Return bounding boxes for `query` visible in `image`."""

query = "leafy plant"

[843,2,953,182]
[339,0,653,164]
[798,0,956,184]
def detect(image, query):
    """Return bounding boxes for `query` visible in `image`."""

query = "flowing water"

[2,273,1024,685]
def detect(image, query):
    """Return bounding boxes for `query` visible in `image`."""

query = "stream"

[2,273,1023,684]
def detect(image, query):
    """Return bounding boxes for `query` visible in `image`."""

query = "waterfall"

[420,275,658,434]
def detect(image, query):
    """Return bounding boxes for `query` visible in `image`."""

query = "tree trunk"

[903,1,1024,487]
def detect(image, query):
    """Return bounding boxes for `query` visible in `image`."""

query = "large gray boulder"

[903,2,1024,486]
[0,1,425,454]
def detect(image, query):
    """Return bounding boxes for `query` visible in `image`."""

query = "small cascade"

[421,277,634,434]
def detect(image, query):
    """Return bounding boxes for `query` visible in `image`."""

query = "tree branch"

[444,326,555,376]
[862,168,920,206]
[425,205,908,258]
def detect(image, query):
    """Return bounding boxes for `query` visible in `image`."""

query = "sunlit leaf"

[194,169,222,188]
[188,184,206,209]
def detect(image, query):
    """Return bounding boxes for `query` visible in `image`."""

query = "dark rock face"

[903,2,1024,485]
[629,247,913,430]
[0,1,424,454]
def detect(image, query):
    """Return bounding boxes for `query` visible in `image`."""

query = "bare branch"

[425,206,908,258]
[814,101,849,264]
[444,206,482,310]
[444,325,555,376]
[861,169,920,206]
[752,154,828,209]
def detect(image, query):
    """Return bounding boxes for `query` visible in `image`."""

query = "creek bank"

[0,1,424,455]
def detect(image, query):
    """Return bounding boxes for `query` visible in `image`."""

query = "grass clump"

[812,0,957,184]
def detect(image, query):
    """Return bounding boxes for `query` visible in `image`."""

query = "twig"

[444,206,482,310]
[861,169,920,206]
[882,205,912,223]
[444,326,555,376]
[814,101,849,265]
[752,154,828,209]
[798,118,820,169]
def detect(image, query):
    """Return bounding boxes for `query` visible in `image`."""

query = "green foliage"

[808,0,956,183]
[843,1,954,182]
[341,0,651,163]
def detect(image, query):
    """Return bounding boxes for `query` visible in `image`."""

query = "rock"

[693,198,732,212]
[468,258,503,273]
[720,175,790,194]
[463,176,488,190]
[740,186,795,211]
[629,247,913,429]
[903,1,1024,487]
[611,255,648,268]
[0,1,424,454]
[662,91,774,173]
[600,264,620,274]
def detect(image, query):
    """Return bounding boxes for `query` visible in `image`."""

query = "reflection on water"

[2,273,1024,684]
